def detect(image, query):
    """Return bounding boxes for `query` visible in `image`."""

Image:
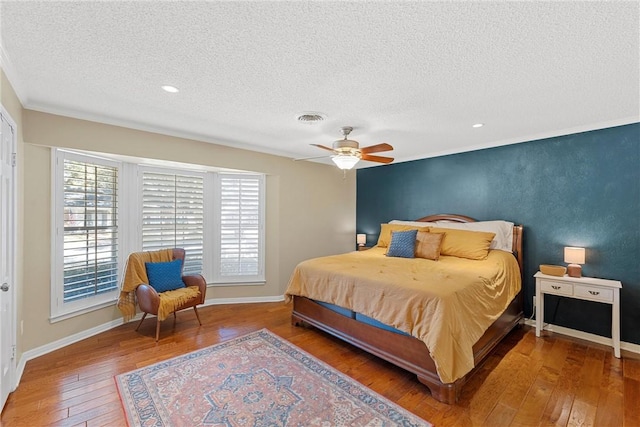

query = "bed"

[286,214,524,404]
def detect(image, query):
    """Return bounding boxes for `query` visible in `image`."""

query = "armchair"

[127,248,206,341]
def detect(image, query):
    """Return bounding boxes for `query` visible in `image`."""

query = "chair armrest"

[136,284,160,314]
[183,274,207,303]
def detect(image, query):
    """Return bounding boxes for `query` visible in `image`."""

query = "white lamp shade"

[356,234,366,245]
[331,154,360,170]
[564,247,585,264]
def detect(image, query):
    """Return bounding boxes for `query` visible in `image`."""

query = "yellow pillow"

[415,231,445,260]
[429,227,495,260]
[376,223,430,248]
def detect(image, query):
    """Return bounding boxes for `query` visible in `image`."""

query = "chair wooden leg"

[135,313,147,331]
[155,318,161,342]
[193,306,202,326]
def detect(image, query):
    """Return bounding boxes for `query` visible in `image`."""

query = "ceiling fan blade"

[311,144,336,152]
[361,143,393,154]
[361,154,394,164]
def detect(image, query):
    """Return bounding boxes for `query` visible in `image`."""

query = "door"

[0,110,16,410]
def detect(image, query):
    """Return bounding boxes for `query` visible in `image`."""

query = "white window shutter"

[217,174,264,282]
[62,159,119,303]
[141,171,204,275]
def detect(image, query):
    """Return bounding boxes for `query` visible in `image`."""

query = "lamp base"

[567,263,582,278]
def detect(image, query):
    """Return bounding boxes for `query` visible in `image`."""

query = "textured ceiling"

[1,1,638,167]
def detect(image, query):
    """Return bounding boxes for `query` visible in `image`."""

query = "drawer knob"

[551,285,561,290]
[589,290,600,296]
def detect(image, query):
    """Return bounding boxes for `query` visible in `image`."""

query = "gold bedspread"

[285,247,521,384]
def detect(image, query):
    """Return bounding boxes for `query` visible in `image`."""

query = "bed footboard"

[292,293,523,404]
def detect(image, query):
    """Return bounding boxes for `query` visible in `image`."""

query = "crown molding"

[24,100,318,162]
[0,43,28,105]
[390,117,640,166]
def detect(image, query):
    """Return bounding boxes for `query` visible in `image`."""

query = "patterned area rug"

[116,329,431,426]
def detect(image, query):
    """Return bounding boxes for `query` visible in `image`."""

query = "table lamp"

[564,247,585,278]
[356,234,366,247]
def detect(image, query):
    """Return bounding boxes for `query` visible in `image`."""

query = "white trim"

[207,281,266,287]
[121,162,140,254]
[200,295,284,307]
[48,297,118,323]
[50,150,123,320]
[382,116,640,167]
[24,99,639,168]
[14,296,286,388]
[212,173,265,284]
[0,107,18,399]
[24,102,297,161]
[0,45,28,105]
[524,319,640,355]
[16,314,138,388]
[202,173,215,281]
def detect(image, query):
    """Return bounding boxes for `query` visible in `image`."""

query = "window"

[52,150,265,321]
[215,174,265,282]
[141,169,204,275]
[51,150,265,321]
[52,151,120,320]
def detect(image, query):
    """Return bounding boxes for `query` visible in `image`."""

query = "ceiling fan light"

[331,154,360,170]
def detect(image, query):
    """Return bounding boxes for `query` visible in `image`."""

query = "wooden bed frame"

[291,214,524,404]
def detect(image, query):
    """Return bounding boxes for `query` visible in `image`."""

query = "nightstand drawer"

[540,280,573,296]
[574,284,613,302]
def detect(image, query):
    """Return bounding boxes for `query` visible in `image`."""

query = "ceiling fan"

[306,126,394,170]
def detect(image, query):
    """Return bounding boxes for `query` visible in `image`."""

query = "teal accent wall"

[356,123,640,344]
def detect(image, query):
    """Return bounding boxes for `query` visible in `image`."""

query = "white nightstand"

[534,272,622,358]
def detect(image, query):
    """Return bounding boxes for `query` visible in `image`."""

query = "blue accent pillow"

[145,259,186,293]
[386,229,417,258]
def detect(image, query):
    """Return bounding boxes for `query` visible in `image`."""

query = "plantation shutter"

[62,159,119,303]
[141,171,204,275]
[217,174,264,282]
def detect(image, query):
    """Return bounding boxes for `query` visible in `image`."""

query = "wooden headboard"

[415,214,524,273]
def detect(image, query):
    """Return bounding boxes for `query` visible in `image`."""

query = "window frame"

[50,149,123,322]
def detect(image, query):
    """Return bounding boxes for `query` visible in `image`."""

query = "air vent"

[295,112,326,124]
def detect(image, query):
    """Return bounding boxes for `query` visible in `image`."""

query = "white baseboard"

[14,295,286,389]
[15,315,135,391]
[523,319,640,354]
[200,295,284,307]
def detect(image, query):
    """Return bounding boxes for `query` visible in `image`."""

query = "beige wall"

[19,110,355,351]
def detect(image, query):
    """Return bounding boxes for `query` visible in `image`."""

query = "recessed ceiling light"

[161,85,179,93]
[472,123,484,128]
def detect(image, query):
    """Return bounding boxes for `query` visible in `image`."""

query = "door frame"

[0,105,17,409]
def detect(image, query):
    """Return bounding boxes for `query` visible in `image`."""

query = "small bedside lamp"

[356,234,366,247]
[564,247,585,278]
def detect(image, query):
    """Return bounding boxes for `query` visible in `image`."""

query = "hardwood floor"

[1,302,637,426]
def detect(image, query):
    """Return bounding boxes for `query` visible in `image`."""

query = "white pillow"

[389,219,514,252]
[389,220,436,228]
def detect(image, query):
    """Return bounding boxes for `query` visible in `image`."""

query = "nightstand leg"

[613,289,621,358]
[535,280,543,337]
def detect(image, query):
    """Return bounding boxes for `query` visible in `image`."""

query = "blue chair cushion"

[386,229,417,258]
[145,259,186,293]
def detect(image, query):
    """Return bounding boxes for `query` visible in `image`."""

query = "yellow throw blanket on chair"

[157,286,201,321]
[117,249,200,322]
